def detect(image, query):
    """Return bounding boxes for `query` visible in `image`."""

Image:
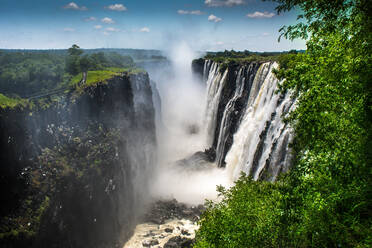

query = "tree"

[79,55,92,73]
[67,44,83,56]
[66,45,83,75]
[195,1,372,247]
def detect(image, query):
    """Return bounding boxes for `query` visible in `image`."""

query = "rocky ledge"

[124,199,205,248]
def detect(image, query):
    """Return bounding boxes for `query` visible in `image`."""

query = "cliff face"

[194,59,295,181]
[0,72,156,247]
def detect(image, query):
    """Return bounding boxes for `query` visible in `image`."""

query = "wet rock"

[144,199,205,224]
[164,227,173,233]
[181,229,190,236]
[164,236,194,248]
[143,231,155,237]
[176,151,214,169]
[142,239,159,247]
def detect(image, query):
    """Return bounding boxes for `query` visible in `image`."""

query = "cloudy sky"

[0,0,305,51]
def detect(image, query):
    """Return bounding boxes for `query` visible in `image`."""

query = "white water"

[148,45,230,206]
[124,53,295,248]
[202,61,295,182]
[215,67,245,166]
[124,218,198,247]
[224,62,294,181]
[203,61,228,147]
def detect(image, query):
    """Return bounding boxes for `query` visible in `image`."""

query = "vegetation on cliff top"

[199,49,301,73]
[195,0,371,247]
[0,45,137,95]
[70,67,146,89]
[0,45,146,109]
[0,93,28,109]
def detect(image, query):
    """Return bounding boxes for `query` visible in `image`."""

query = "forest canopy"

[0,46,136,98]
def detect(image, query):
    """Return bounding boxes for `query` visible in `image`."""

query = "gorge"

[1,1,370,247]
[0,46,295,247]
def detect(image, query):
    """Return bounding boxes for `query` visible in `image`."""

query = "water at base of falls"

[125,48,295,247]
[123,199,202,248]
[124,219,197,248]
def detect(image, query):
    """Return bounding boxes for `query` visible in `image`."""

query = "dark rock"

[164,227,173,233]
[143,199,205,224]
[191,58,205,82]
[204,147,216,162]
[0,72,157,248]
[142,239,159,247]
[175,150,215,170]
[164,236,194,248]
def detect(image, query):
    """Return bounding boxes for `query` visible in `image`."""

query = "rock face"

[191,58,205,82]
[195,59,295,181]
[0,72,156,248]
[164,236,194,248]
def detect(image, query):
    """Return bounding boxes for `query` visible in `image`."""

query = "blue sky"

[0,0,306,51]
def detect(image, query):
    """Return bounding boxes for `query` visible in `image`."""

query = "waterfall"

[224,62,295,181]
[204,61,228,147]
[214,63,259,167]
[201,60,295,182]
[215,67,245,166]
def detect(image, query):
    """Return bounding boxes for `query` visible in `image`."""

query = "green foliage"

[195,0,371,247]
[0,93,28,109]
[0,51,67,96]
[33,125,121,196]
[84,70,120,87]
[203,50,304,72]
[195,175,284,248]
[0,46,138,99]
[0,196,50,242]
[67,44,83,56]
[65,45,135,76]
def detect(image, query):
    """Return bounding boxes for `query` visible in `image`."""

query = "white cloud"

[140,27,150,33]
[63,27,75,32]
[216,41,224,45]
[63,2,87,11]
[177,10,204,15]
[105,4,127,11]
[208,14,222,23]
[106,27,120,32]
[246,11,275,18]
[84,17,96,22]
[205,0,245,7]
[103,31,110,36]
[101,17,115,24]
[94,25,102,29]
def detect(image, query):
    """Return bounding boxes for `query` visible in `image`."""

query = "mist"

[144,41,230,205]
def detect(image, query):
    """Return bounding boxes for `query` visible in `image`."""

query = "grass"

[0,93,28,109]
[85,70,119,87]
[0,66,146,108]
[70,67,146,91]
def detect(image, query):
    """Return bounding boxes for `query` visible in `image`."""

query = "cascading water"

[214,63,259,167]
[203,62,228,147]
[201,60,295,182]
[123,54,296,248]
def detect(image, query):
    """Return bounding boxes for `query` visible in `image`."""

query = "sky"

[0,0,306,51]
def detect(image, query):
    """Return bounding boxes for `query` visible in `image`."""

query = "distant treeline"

[202,49,305,70]
[205,49,304,59]
[1,48,167,62]
[0,47,139,97]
